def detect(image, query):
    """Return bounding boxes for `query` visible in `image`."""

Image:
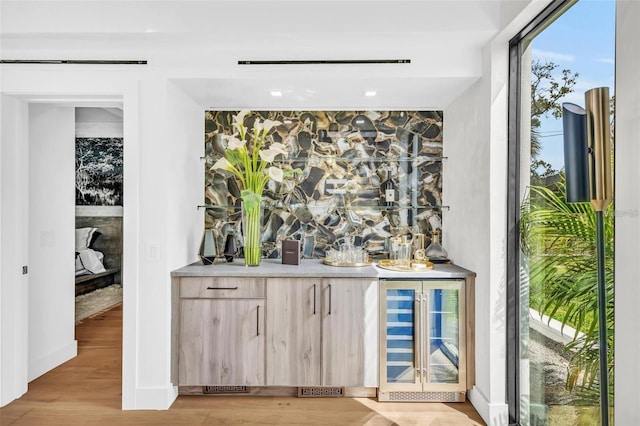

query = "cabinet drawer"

[179,277,265,299]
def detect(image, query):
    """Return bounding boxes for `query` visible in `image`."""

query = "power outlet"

[22,265,28,275]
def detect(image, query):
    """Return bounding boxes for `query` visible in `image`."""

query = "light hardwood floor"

[0,304,486,425]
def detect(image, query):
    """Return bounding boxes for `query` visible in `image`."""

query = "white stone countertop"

[171,258,475,280]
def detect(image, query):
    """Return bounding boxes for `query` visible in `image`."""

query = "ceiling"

[0,0,516,109]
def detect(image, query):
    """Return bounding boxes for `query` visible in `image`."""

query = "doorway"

[0,93,134,409]
[74,107,124,323]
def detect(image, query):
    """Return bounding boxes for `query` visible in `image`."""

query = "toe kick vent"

[297,387,344,398]
[203,385,248,394]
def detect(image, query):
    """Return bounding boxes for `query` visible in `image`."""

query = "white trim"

[468,386,509,426]
[615,1,640,424]
[130,385,178,411]
[120,82,140,410]
[28,340,77,382]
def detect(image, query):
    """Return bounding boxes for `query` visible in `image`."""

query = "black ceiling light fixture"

[0,60,147,65]
[238,59,410,65]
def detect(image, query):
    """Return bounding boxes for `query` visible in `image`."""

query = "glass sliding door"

[507,0,615,424]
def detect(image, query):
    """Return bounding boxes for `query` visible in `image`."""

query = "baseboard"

[129,385,178,410]
[28,340,78,382]
[468,386,509,426]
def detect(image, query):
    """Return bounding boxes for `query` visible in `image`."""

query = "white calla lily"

[254,118,263,134]
[270,142,288,155]
[267,166,284,182]
[234,110,250,125]
[262,119,282,133]
[211,157,234,171]
[233,110,250,134]
[259,148,277,163]
[227,136,245,150]
[211,110,302,266]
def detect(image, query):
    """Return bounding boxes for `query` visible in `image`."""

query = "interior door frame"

[0,90,138,409]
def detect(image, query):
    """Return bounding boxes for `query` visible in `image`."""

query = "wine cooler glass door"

[425,281,465,386]
[382,282,423,390]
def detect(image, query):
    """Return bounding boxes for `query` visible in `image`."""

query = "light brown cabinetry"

[265,277,378,387]
[265,278,321,386]
[176,277,265,386]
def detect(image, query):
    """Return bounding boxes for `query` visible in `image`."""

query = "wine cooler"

[378,279,467,402]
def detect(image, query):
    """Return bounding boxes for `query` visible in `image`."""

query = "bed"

[75,224,121,296]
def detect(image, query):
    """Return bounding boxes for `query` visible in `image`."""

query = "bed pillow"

[75,227,97,252]
[78,249,107,274]
[88,230,101,248]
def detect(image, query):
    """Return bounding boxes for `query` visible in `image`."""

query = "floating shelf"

[197,204,449,211]
[201,155,446,164]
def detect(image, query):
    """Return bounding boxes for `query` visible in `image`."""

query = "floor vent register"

[203,385,248,394]
[297,387,345,397]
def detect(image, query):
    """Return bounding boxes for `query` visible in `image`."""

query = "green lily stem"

[243,203,261,266]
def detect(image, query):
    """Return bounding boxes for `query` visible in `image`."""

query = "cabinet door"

[178,299,265,386]
[265,278,321,386]
[321,278,378,387]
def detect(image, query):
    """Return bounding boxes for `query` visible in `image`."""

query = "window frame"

[506,1,577,424]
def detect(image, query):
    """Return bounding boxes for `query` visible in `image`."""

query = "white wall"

[0,95,30,406]
[165,81,204,275]
[443,2,551,424]
[614,1,640,424]
[165,80,206,390]
[444,50,508,425]
[27,104,77,380]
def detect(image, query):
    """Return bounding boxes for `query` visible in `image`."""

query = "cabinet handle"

[206,286,238,290]
[414,299,420,378]
[328,284,332,315]
[256,305,260,336]
[313,284,316,315]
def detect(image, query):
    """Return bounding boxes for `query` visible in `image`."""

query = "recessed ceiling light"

[270,91,283,97]
[364,91,377,97]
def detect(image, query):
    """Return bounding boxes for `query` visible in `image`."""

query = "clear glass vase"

[425,230,448,261]
[241,201,263,266]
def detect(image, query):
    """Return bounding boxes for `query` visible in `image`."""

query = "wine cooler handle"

[313,284,316,315]
[422,293,429,379]
[328,284,332,315]
[414,298,421,378]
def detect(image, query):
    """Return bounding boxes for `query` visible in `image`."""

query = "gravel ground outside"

[527,328,601,425]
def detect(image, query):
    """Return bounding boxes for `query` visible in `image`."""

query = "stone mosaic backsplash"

[204,110,443,259]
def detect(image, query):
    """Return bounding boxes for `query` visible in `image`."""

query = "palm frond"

[520,178,614,399]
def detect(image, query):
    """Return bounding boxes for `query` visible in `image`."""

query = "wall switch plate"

[147,243,161,263]
[22,265,28,274]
